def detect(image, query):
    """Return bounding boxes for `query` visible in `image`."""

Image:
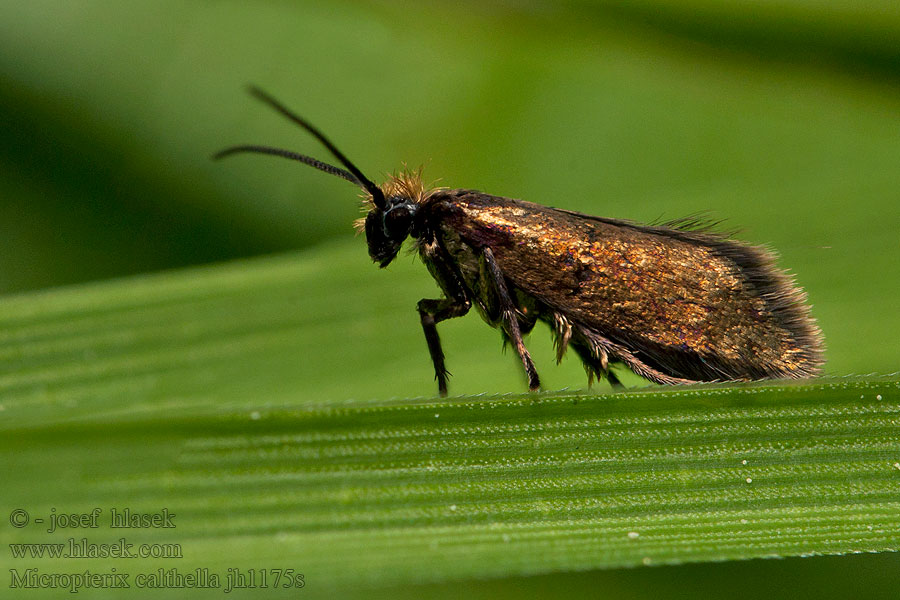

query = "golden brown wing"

[433,190,823,381]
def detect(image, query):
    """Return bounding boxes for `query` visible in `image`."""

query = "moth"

[216,87,824,396]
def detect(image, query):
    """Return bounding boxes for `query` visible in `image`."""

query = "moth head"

[214,86,408,266]
[359,171,429,266]
[363,194,418,267]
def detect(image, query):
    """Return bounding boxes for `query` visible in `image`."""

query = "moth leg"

[417,238,472,397]
[558,316,624,390]
[576,325,696,386]
[482,247,540,391]
[417,298,470,397]
[606,369,624,389]
[570,342,604,386]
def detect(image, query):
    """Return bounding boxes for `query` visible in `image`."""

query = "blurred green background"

[1,0,898,597]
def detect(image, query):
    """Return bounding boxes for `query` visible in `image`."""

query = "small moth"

[216,87,824,396]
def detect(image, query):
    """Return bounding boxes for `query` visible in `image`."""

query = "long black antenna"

[214,86,386,209]
[213,145,359,185]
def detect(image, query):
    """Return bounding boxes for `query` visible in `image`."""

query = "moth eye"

[383,205,412,239]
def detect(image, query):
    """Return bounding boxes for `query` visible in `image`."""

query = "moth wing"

[436,191,822,381]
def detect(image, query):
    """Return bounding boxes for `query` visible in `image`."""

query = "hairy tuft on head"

[354,166,441,233]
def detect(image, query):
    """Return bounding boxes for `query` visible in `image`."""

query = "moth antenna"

[212,145,360,186]
[244,86,386,209]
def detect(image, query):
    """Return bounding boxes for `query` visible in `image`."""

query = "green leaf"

[2,247,898,597]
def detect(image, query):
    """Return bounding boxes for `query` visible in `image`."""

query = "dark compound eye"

[382,204,413,239]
